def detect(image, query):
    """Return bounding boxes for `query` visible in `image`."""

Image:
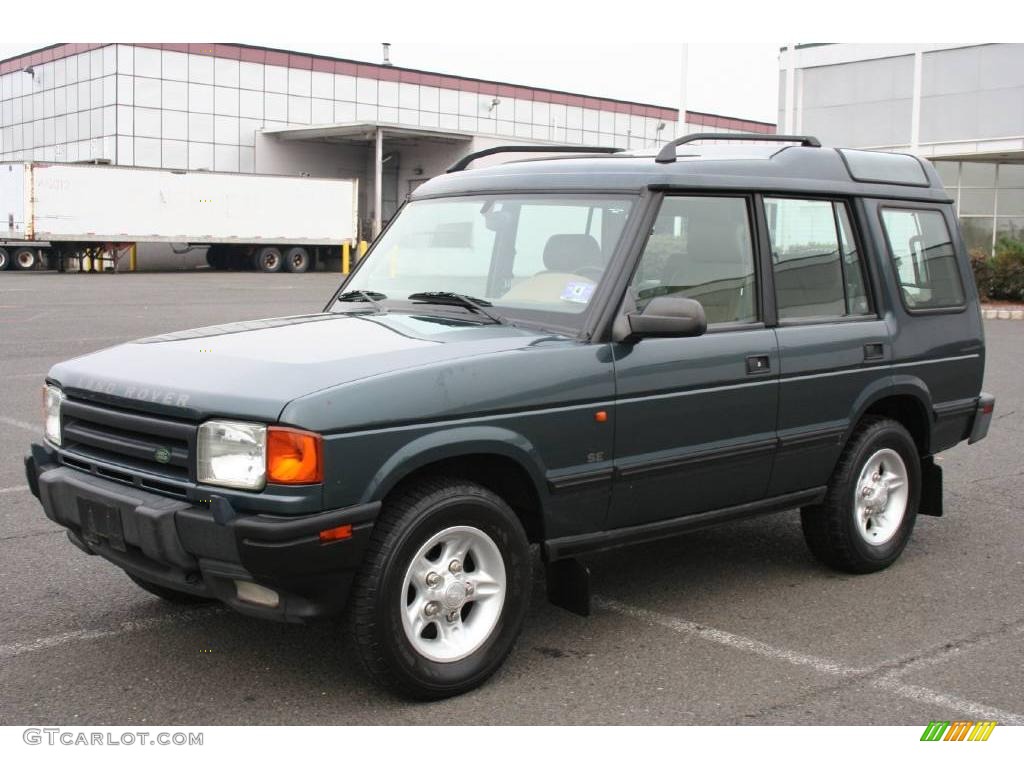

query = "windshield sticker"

[561,281,595,304]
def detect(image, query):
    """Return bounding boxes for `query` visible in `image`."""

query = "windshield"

[337,194,635,327]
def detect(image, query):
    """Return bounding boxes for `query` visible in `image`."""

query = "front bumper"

[26,443,379,623]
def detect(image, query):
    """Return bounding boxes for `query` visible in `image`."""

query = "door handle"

[745,355,771,375]
[864,343,885,361]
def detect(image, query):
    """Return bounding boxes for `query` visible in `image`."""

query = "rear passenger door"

[762,196,892,496]
[608,195,779,528]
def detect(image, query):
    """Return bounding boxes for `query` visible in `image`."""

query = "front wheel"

[349,478,531,699]
[801,416,920,574]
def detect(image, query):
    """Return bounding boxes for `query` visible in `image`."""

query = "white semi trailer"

[0,162,359,273]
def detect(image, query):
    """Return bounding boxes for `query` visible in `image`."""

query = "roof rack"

[654,133,822,164]
[446,145,622,173]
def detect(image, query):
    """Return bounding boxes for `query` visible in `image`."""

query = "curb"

[981,308,1024,320]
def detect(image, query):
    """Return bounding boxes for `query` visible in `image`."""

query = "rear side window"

[630,196,757,325]
[880,208,966,310]
[765,198,872,320]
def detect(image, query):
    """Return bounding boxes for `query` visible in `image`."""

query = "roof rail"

[446,145,622,173]
[654,133,822,164]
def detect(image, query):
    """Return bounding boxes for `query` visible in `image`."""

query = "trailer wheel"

[255,246,283,273]
[14,248,37,270]
[284,246,310,273]
[0,247,8,271]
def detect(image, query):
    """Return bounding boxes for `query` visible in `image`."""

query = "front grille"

[60,398,196,488]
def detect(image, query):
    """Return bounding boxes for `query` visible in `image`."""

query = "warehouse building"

[0,43,774,245]
[779,43,1024,255]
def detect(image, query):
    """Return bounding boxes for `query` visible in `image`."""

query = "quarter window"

[880,208,966,310]
[765,198,873,320]
[630,196,757,325]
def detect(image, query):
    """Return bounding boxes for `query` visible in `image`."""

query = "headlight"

[197,420,267,490]
[43,384,64,445]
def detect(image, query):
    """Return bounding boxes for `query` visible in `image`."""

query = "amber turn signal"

[318,524,353,543]
[266,426,323,484]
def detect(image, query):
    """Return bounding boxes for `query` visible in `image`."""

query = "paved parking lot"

[1,271,1022,725]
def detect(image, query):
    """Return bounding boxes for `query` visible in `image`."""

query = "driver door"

[608,194,779,529]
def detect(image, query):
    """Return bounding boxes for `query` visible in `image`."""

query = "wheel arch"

[849,376,933,457]
[363,426,550,543]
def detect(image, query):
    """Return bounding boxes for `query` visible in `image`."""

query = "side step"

[545,558,591,617]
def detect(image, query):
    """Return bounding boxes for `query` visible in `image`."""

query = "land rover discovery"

[26,134,994,699]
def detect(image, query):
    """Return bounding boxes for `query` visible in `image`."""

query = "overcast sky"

[0,42,782,123]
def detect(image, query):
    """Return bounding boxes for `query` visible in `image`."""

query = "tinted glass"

[341,195,634,324]
[836,205,871,315]
[631,196,757,324]
[766,198,846,319]
[881,208,966,310]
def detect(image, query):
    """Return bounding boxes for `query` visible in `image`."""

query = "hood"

[48,312,568,423]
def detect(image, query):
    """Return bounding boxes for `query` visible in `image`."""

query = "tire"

[255,246,283,273]
[350,478,531,700]
[14,247,37,270]
[801,416,920,574]
[127,573,213,605]
[284,246,310,273]
[0,247,8,270]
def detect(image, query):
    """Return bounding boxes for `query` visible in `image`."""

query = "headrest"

[542,234,602,273]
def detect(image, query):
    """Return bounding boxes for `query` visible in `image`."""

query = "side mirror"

[615,296,707,342]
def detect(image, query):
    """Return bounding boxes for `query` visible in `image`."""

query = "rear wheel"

[255,246,283,273]
[350,478,531,699]
[0,247,8,270]
[284,246,311,273]
[13,247,37,270]
[801,416,920,573]
[127,573,213,604]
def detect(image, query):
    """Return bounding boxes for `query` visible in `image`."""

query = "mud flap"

[919,457,943,517]
[545,558,591,617]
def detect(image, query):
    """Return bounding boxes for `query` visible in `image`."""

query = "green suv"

[26,134,994,699]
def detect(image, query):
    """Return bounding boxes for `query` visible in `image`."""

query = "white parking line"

[595,595,1024,725]
[0,607,223,660]
[0,485,29,494]
[593,596,866,677]
[0,416,38,434]
[871,675,1024,725]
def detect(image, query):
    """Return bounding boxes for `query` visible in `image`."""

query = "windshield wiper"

[335,290,388,313]
[407,291,509,325]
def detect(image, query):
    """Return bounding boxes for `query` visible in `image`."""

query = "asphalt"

[0,270,1021,725]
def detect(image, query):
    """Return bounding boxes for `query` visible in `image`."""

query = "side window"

[836,206,871,315]
[880,208,966,310]
[765,197,873,320]
[631,196,757,325]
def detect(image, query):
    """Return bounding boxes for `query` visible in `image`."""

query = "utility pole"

[677,44,689,136]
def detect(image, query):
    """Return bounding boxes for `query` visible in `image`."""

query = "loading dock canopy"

[261,122,473,237]
[260,122,473,144]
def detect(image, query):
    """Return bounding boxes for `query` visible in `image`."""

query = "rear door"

[762,196,892,496]
[608,194,779,528]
